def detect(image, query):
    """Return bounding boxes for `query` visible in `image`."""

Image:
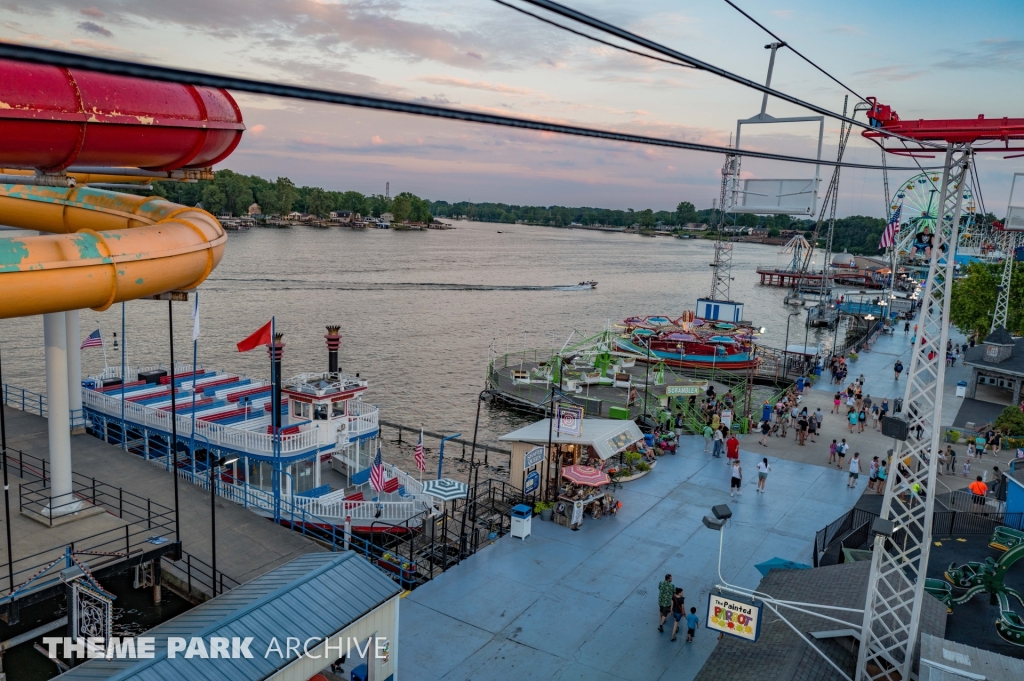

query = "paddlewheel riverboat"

[81,328,438,534]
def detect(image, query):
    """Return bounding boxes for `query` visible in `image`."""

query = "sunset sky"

[4,0,1023,215]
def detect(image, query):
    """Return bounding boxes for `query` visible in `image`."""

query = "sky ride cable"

[720,0,867,103]
[0,42,942,173]
[491,0,697,70]
[511,0,945,150]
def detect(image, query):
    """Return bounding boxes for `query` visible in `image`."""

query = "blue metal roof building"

[60,552,401,681]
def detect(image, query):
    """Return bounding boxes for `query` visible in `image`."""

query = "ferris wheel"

[890,171,976,260]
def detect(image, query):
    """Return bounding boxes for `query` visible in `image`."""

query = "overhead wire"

[0,42,941,172]
[509,0,945,149]
[721,0,866,103]
[491,0,697,70]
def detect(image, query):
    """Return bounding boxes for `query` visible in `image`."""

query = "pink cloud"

[249,124,266,135]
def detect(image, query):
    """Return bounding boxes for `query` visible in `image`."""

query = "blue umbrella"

[755,557,811,577]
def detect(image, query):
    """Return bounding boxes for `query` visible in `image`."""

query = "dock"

[0,405,324,601]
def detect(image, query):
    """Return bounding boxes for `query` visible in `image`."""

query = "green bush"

[994,406,1024,435]
[534,501,554,513]
[946,430,960,444]
[636,461,652,472]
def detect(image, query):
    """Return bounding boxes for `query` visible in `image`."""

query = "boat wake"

[210,279,597,292]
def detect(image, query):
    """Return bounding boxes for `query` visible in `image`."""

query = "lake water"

[1,222,838,476]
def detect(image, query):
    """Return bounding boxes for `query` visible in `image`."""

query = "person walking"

[797,413,808,446]
[837,439,848,469]
[858,406,867,433]
[814,407,824,429]
[658,574,673,632]
[712,427,724,458]
[847,408,858,433]
[904,320,910,335]
[730,460,743,497]
[670,587,686,641]
[674,412,684,440]
[807,413,818,443]
[829,439,837,465]
[832,391,842,414]
[868,456,880,491]
[848,452,861,488]
[686,607,700,643]
[759,418,771,446]
[703,423,713,453]
[993,430,1003,454]
[894,360,904,380]
[871,404,880,430]
[876,459,888,495]
[757,458,771,493]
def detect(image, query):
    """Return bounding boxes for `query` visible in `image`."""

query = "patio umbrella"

[632,328,656,336]
[708,336,739,344]
[664,333,696,341]
[421,478,468,501]
[754,557,811,577]
[562,465,611,487]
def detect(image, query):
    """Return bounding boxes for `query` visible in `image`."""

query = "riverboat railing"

[83,388,322,456]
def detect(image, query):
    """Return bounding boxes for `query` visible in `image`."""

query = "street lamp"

[784,311,800,378]
[209,450,238,595]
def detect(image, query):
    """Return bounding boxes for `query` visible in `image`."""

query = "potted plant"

[377,552,416,581]
[945,429,960,444]
[535,501,554,521]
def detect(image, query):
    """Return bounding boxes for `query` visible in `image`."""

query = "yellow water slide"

[0,184,225,319]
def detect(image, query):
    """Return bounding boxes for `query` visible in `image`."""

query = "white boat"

[81,331,437,533]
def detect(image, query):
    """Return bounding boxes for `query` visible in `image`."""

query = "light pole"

[0,340,14,593]
[209,450,238,595]
[784,311,800,379]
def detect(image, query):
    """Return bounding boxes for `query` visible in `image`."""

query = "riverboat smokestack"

[268,333,285,433]
[325,325,342,374]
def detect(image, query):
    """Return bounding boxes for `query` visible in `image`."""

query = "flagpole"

[271,316,280,523]
[120,302,126,451]
[189,291,198,476]
[100,330,108,370]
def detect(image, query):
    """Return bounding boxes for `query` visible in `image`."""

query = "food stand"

[499,418,645,499]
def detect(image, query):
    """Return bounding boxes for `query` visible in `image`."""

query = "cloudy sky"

[3,0,1023,215]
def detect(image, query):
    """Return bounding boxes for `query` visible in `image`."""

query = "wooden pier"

[756,266,884,289]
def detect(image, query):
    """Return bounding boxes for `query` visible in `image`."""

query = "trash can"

[351,663,368,681]
[956,380,967,398]
[511,504,532,539]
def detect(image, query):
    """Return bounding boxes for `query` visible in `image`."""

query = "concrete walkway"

[399,434,863,681]
[2,405,324,586]
[742,319,1000,493]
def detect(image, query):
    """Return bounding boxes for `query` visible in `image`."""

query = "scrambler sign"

[707,594,763,642]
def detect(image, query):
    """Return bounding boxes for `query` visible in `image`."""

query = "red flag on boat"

[236,320,272,352]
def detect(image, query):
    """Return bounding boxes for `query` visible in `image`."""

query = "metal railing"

[2,383,85,428]
[2,448,182,594]
[84,388,322,455]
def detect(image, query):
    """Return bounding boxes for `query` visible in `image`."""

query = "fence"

[814,506,1024,567]
[2,383,85,428]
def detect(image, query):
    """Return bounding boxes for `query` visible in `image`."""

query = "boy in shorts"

[686,607,700,642]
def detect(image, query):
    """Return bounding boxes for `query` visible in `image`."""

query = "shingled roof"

[695,561,947,681]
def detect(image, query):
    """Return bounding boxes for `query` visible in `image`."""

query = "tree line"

[152,170,433,222]
[148,170,924,255]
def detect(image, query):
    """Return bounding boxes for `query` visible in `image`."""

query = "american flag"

[414,429,426,472]
[370,442,385,492]
[80,329,103,349]
[879,205,902,249]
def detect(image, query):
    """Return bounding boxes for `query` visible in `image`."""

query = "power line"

[492,0,697,70]
[513,0,945,150]
[0,42,939,172]
[721,0,867,103]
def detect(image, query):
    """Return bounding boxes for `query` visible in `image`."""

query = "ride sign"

[524,446,545,470]
[666,385,701,396]
[555,404,584,437]
[707,594,763,642]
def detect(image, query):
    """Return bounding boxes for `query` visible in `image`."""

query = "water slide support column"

[65,310,84,433]
[44,313,80,516]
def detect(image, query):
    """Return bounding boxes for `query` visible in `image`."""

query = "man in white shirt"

[848,453,861,488]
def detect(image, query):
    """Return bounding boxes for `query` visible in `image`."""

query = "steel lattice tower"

[710,152,738,301]
[856,144,972,681]
[991,230,1019,332]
